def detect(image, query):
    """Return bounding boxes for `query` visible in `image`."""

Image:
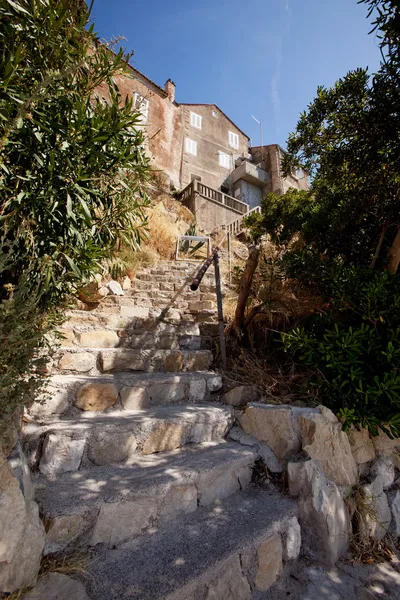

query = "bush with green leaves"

[0,0,152,431]
[282,267,400,435]
[0,0,151,301]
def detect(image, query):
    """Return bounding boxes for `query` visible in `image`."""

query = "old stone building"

[114,64,309,231]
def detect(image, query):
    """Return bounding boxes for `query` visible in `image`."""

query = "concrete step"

[23,404,234,474]
[35,442,256,553]
[53,347,214,375]
[27,372,223,419]
[83,487,298,600]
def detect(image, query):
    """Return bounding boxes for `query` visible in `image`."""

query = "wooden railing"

[178,180,248,215]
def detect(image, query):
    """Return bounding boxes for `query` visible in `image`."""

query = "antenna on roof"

[251,115,263,148]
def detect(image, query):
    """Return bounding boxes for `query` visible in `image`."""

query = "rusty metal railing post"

[213,252,227,369]
[189,233,228,369]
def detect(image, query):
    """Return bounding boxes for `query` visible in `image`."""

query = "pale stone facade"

[111,65,309,209]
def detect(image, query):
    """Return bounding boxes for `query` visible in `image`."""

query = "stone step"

[35,441,256,554]
[23,404,234,475]
[82,487,299,600]
[60,312,220,340]
[59,329,209,351]
[99,294,218,312]
[53,347,213,375]
[27,372,223,419]
[63,311,200,332]
[125,289,217,302]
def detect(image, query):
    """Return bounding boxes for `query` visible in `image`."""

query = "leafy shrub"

[0,0,152,431]
[283,267,400,435]
[0,0,151,302]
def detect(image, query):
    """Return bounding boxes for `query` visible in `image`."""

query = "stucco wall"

[233,180,263,210]
[251,145,310,195]
[111,70,183,189]
[180,105,250,192]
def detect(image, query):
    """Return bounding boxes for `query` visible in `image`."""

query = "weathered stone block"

[300,413,358,486]
[185,350,213,371]
[0,454,45,594]
[92,499,157,545]
[189,379,206,402]
[347,427,376,464]
[77,330,119,348]
[58,329,76,347]
[190,301,216,312]
[75,383,118,411]
[164,351,184,372]
[107,280,124,296]
[142,423,186,455]
[222,385,260,407]
[282,516,301,561]
[359,477,391,541]
[158,485,197,523]
[255,534,283,591]
[45,515,86,555]
[22,572,92,600]
[120,305,149,318]
[28,390,70,418]
[294,460,351,565]
[179,335,202,350]
[148,382,186,404]
[205,556,251,600]
[207,375,222,392]
[120,386,148,410]
[370,456,395,489]
[58,352,95,372]
[88,430,137,465]
[39,433,85,476]
[100,350,146,372]
[198,461,252,507]
[372,429,400,453]
[259,444,284,473]
[239,405,300,459]
[388,490,400,536]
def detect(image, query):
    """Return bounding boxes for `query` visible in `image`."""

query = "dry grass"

[2,553,90,600]
[39,551,89,578]
[221,338,319,405]
[145,196,194,260]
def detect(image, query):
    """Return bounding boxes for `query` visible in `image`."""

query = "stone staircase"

[22,259,299,599]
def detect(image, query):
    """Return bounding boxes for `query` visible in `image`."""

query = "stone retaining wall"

[230,400,400,566]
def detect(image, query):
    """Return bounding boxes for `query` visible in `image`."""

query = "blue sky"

[89,0,382,148]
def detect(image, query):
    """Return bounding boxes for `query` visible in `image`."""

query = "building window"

[190,112,202,129]
[212,110,218,118]
[229,131,239,149]
[234,187,241,198]
[219,151,232,169]
[134,92,149,124]
[296,168,303,179]
[185,138,197,156]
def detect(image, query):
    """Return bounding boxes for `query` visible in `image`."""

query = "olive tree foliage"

[239,1,400,434]
[0,0,151,298]
[271,1,400,271]
[0,0,151,429]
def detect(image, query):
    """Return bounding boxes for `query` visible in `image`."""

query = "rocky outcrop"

[299,412,358,487]
[239,405,301,458]
[0,445,45,593]
[288,459,351,566]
